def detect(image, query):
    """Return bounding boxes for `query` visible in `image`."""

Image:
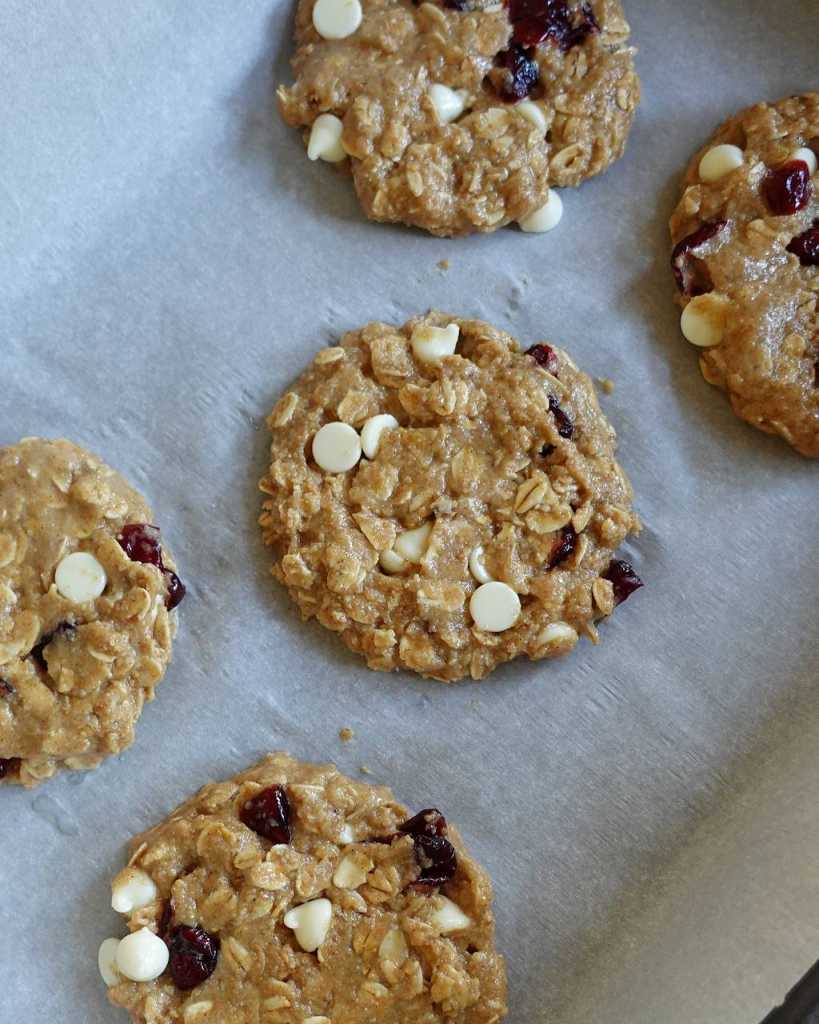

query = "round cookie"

[0,438,185,787]
[277,0,640,237]
[100,752,508,1024]
[669,93,819,457]
[259,314,642,683]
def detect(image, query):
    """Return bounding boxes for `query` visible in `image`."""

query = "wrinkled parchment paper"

[1,1,817,1021]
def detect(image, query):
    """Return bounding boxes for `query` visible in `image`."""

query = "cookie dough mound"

[669,93,819,457]
[0,438,185,787]
[101,753,508,1024]
[278,0,640,236]
[259,314,641,682]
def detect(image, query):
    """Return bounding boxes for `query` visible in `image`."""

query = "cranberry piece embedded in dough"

[118,523,163,567]
[526,343,559,375]
[762,160,813,216]
[397,808,457,890]
[399,808,448,838]
[602,559,643,605]
[239,784,292,844]
[0,757,21,780]
[29,622,75,674]
[0,678,15,698]
[509,0,599,50]
[671,219,728,294]
[495,44,539,101]
[786,221,819,266]
[549,525,577,568]
[410,833,459,890]
[164,571,186,610]
[118,524,186,610]
[548,395,574,438]
[158,898,175,941]
[167,925,219,990]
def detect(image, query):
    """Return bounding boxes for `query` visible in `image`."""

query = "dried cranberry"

[239,785,292,844]
[0,757,21,780]
[762,160,813,216]
[410,833,458,891]
[787,221,819,266]
[158,898,175,941]
[399,808,448,838]
[118,523,163,567]
[509,0,599,50]
[526,343,559,375]
[118,524,186,610]
[564,2,599,47]
[495,44,539,101]
[549,525,576,568]
[164,571,186,610]
[29,622,75,674]
[442,0,469,7]
[395,808,458,890]
[540,444,556,458]
[167,925,219,990]
[602,559,643,605]
[548,395,574,438]
[671,219,728,295]
[0,678,15,699]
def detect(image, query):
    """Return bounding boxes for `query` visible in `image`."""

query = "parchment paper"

[1,2,817,1021]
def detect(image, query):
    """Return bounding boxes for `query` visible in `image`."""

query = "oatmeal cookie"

[100,752,508,1024]
[259,314,642,683]
[0,438,185,787]
[670,93,819,457]
[277,0,640,237]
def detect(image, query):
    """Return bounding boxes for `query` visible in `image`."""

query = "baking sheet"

[1,1,818,1021]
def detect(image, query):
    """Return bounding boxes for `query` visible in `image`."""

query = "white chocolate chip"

[680,292,731,348]
[516,100,547,133]
[360,414,398,459]
[378,927,409,964]
[312,0,362,39]
[115,927,169,982]
[468,545,493,585]
[379,548,409,574]
[283,898,333,953]
[111,867,158,915]
[428,84,468,124]
[54,551,107,604]
[333,854,368,889]
[339,823,355,844]
[518,190,563,233]
[469,581,521,633]
[410,322,460,364]
[312,422,362,473]
[393,522,433,563]
[698,144,744,182]
[98,938,122,987]
[430,896,473,934]
[791,147,818,176]
[537,621,578,649]
[307,113,346,163]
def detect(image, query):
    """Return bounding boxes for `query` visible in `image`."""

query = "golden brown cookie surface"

[260,314,642,682]
[278,0,640,236]
[0,438,184,786]
[103,753,508,1024]
[670,93,819,457]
